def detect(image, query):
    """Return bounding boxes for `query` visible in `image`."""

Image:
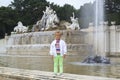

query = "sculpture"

[14,21,28,33]
[35,5,59,31]
[67,12,80,30]
[46,11,59,30]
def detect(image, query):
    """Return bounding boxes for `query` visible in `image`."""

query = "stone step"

[0,67,119,80]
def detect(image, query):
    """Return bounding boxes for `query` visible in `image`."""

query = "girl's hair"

[55,30,62,35]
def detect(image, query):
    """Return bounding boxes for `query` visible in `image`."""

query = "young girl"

[50,30,67,76]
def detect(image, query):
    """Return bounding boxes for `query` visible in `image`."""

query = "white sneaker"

[53,73,57,78]
[58,73,63,76]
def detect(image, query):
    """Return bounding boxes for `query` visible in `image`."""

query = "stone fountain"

[82,0,110,64]
[0,6,94,71]
[0,4,112,74]
[3,4,111,71]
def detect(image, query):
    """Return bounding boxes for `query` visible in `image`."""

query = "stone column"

[104,21,110,56]
[109,21,116,55]
[115,25,120,53]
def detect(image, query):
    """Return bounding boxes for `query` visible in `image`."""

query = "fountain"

[82,0,110,64]
[0,5,94,72]
[0,2,120,79]
[4,1,111,67]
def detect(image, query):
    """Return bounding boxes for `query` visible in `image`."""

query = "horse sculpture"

[14,21,28,33]
[67,12,80,30]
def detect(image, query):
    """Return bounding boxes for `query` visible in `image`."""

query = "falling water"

[94,0,104,56]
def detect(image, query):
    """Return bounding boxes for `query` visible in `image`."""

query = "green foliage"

[0,7,17,38]
[59,4,76,21]
[10,0,49,25]
[106,13,120,25]
[105,0,120,25]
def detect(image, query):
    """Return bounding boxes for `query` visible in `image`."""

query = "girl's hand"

[63,54,66,58]
[51,55,54,59]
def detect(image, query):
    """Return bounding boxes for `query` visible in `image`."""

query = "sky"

[0,0,95,9]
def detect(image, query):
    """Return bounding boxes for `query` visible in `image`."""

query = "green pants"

[54,55,63,74]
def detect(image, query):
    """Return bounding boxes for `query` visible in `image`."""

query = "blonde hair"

[55,30,62,36]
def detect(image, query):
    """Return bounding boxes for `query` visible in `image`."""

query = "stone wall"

[7,30,86,45]
[6,30,92,56]
[5,22,120,57]
[82,22,120,57]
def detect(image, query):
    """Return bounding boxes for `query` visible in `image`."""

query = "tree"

[58,4,76,21]
[9,0,49,25]
[0,7,16,38]
[79,3,94,28]
[105,0,120,25]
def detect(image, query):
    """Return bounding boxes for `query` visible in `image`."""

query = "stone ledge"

[6,44,92,55]
[0,67,119,80]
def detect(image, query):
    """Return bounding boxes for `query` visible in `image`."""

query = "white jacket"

[50,39,67,56]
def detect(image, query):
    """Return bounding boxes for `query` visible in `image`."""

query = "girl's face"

[55,33,61,40]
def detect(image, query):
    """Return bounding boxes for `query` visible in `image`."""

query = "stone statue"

[14,21,28,33]
[46,11,59,30]
[35,5,59,31]
[67,12,80,30]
